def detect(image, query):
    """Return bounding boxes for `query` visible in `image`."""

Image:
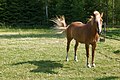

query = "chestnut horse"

[51,11,103,68]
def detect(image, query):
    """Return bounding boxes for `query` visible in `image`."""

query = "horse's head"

[93,11,103,35]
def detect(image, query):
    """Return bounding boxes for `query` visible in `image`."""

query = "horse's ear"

[101,12,103,17]
[91,16,93,18]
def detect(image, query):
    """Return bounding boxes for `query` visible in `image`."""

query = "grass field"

[0,28,120,80]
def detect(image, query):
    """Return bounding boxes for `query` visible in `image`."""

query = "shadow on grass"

[0,33,65,39]
[12,60,63,74]
[113,50,120,54]
[106,29,120,41]
[96,76,120,80]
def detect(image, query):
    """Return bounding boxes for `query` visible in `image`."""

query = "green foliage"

[0,0,45,26]
[0,0,120,28]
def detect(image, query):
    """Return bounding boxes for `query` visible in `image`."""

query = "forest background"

[0,0,120,28]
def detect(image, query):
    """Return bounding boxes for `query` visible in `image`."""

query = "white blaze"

[94,11,102,34]
[98,19,102,33]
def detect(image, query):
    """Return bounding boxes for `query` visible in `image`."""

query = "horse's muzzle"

[97,28,101,35]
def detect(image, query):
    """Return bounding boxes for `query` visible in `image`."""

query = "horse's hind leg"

[66,39,72,61]
[74,41,79,62]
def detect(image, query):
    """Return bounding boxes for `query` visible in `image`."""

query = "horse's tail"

[50,15,68,33]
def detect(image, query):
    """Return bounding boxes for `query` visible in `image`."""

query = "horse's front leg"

[91,43,96,67]
[85,44,91,68]
[74,41,79,62]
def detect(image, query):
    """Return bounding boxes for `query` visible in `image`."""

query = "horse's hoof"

[66,58,69,62]
[75,59,78,62]
[92,63,96,67]
[87,64,91,68]
[74,59,78,62]
[74,56,78,62]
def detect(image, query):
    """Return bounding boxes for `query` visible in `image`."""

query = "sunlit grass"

[0,28,120,80]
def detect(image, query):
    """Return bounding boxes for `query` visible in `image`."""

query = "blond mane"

[88,16,94,22]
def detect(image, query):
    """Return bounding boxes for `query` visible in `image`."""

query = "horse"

[51,11,103,68]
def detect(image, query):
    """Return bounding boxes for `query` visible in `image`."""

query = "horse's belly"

[73,35,86,43]
[77,39,86,43]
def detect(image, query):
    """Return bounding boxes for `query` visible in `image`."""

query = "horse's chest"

[85,34,99,43]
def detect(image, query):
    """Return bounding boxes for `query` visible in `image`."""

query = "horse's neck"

[87,21,97,36]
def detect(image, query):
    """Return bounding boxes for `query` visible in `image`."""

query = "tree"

[0,0,120,27]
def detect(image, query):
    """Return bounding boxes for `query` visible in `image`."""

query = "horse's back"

[71,22,85,27]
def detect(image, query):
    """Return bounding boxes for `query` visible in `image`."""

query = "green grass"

[0,28,120,80]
